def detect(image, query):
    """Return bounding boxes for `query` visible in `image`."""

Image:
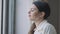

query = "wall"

[15,0,33,34]
[0,0,2,34]
[59,0,60,34]
[48,0,59,34]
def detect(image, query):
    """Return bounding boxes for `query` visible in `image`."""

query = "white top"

[34,20,57,34]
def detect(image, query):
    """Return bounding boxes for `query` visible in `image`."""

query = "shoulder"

[39,21,57,34]
[44,22,56,30]
[39,20,55,30]
[35,20,57,34]
[43,22,57,34]
[39,21,54,30]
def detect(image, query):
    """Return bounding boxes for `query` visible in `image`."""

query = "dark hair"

[33,1,50,19]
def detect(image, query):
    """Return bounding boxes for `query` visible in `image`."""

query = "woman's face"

[28,4,41,21]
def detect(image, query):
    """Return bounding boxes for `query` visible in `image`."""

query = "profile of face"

[28,4,45,21]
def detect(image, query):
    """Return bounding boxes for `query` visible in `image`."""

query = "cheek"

[34,12,38,16]
[32,12,38,18]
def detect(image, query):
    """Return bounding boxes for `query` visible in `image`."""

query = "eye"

[31,9,35,12]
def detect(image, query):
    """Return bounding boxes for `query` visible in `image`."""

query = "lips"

[29,15,31,17]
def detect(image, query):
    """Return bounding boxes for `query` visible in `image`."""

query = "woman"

[28,1,57,34]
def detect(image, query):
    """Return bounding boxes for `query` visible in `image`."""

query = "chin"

[29,17,35,20]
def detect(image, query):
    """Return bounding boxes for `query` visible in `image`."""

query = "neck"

[34,18,44,27]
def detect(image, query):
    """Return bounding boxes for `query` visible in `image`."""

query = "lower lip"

[29,15,31,17]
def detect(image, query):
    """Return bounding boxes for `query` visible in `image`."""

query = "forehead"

[31,4,38,9]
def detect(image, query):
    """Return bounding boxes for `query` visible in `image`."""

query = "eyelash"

[31,9,35,12]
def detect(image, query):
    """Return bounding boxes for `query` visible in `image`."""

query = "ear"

[40,11,45,18]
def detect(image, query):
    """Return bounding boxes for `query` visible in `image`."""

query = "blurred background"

[0,0,60,34]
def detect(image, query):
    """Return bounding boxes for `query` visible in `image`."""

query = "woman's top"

[34,20,57,34]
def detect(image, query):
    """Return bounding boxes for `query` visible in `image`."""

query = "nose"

[28,11,31,14]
